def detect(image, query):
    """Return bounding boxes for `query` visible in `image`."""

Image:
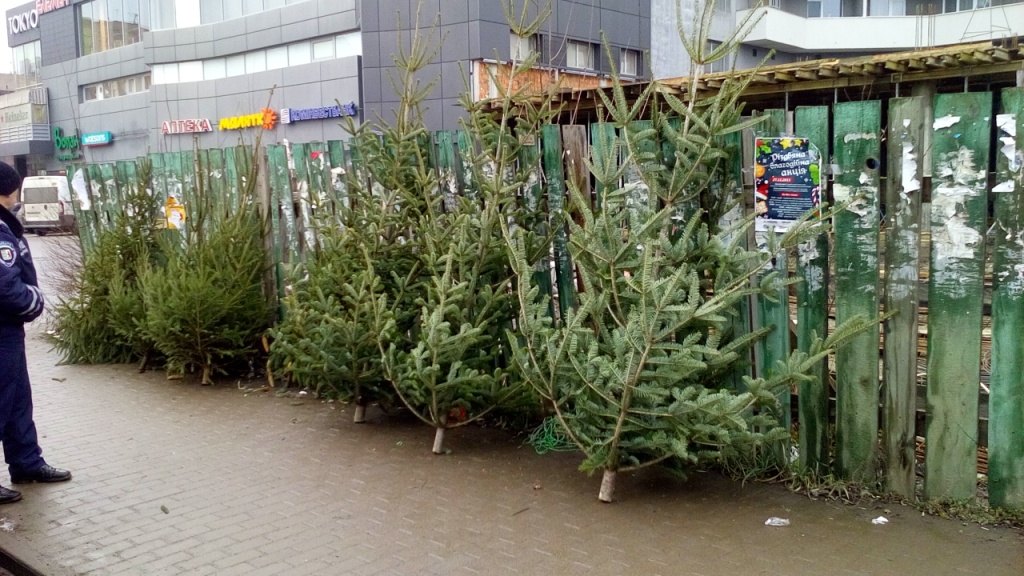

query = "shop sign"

[53,126,81,161]
[35,0,71,16]
[162,118,213,134]
[0,104,41,127]
[7,8,38,36]
[218,108,278,131]
[280,102,358,124]
[82,131,113,146]
[753,137,821,233]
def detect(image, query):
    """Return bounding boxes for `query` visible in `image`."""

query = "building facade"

[3,0,649,175]
[652,0,1024,78]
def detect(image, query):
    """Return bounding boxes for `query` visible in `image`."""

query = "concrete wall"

[361,0,651,130]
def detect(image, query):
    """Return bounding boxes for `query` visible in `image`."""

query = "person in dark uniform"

[0,162,71,505]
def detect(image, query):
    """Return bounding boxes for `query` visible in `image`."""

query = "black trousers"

[0,325,44,476]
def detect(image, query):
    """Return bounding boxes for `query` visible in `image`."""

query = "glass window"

[807,0,823,16]
[566,41,593,69]
[153,0,176,29]
[179,61,203,82]
[177,0,201,27]
[510,33,537,60]
[109,0,124,49]
[200,0,224,24]
[226,54,246,76]
[224,0,243,20]
[204,58,227,79]
[266,46,288,69]
[93,0,109,53]
[164,63,179,83]
[83,85,101,101]
[313,39,334,61]
[620,49,639,76]
[246,51,267,73]
[243,0,263,15]
[139,0,150,34]
[80,3,95,55]
[289,42,311,66]
[79,0,147,55]
[336,32,361,58]
[124,0,142,45]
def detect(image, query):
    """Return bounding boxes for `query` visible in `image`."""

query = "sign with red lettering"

[162,119,213,135]
[35,0,71,16]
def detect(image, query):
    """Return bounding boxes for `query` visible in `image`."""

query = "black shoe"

[11,465,72,484]
[0,486,22,504]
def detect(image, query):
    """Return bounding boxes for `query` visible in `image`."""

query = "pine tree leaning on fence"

[139,149,272,385]
[375,4,562,454]
[51,158,165,366]
[503,2,873,502]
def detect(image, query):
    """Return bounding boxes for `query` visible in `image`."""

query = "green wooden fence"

[67,88,1024,509]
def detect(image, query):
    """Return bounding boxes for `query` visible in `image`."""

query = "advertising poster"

[754,137,821,232]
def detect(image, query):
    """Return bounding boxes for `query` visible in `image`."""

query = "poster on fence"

[754,137,821,233]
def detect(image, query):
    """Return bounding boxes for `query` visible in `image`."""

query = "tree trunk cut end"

[598,469,616,503]
[432,427,446,454]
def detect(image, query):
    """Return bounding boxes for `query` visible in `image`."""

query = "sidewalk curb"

[0,539,71,576]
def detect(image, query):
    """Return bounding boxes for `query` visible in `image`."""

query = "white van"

[18,176,74,235]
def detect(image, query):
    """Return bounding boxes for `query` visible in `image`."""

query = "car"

[17,175,75,235]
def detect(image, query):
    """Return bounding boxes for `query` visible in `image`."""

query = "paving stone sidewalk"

[0,236,1020,575]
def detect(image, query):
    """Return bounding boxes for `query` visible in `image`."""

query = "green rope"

[525,417,577,455]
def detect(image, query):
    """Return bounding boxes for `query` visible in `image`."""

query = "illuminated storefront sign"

[218,108,278,131]
[280,102,358,124]
[7,8,38,36]
[35,0,71,16]
[161,118,213,134]
[53,126,81,161]
[82,132,113,146]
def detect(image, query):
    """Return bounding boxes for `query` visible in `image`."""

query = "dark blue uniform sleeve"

[0,229,43,322]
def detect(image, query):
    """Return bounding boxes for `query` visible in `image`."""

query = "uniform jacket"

[0,205,44,327]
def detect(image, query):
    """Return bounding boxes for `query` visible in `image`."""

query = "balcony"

[0,85,53,155]
[737,1,1024,52]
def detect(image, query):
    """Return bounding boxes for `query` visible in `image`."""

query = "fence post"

[924,92,991,501]
[517,132,554,317]
[987,88,1024,509]
[794,105,831,474]
[755,109,791,451]
[883,96,926,498]
[541,124,575,319]
[832,100,882,483]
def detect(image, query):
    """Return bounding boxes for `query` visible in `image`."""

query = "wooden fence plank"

[590,123,617,208]
[624,120,654,221]
[832,100,882,483]
[925,92,991,501]
[987,88,1024,509]
[519,132,554,316]
[794,105,831,473]
[721,130,751,393]
[206,148,227,218]
[883,96,926,497]
[289,141,316,256]
[755,109,791,439]
[542,124,575,318]
[435,131,458,210]
[267,145,299,264]
[456,130,477,199]
[561,125,591,202]
[327,140,349,221]
[98,163,118,231]
[149,153,168,228]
